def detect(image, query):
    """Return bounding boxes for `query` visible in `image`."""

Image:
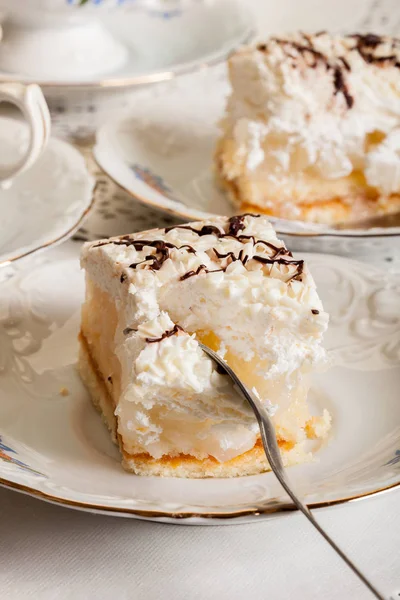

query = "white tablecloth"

[2,1,400,599]
[1,486,399,600]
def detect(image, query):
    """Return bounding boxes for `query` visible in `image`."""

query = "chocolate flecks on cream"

[89,215,304,284]
[271,37,328,69]
[279,36,355,108]
[181,242,301,283]
[245,236,292,257]
[333,66,354,108]
[350,33,383,49]
[252,256,304,281]
[227,213,260,235]
[96,237,195,254]
[168,215,301,281]
[180,264,223,281]
[339,56,351,71]
[349,33,400,68]
[256,32,400,113]
[130,253,168,272]
[259,36,355,109]
[126,240,196,272]
[165,214,260,239]
[227,216,245,236]
[165,223,225,237]
[213,248,249,269]
[156,216,301,281]
[146,324,184,344]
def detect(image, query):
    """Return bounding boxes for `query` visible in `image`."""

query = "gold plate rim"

[0,28,255,91]
[1,475,399,522]
[0,176,96,268]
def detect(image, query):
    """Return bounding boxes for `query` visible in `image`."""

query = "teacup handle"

[0,82,50,185]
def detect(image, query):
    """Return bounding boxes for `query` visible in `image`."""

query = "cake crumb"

[305,409,331,439]
[59,387,69,397]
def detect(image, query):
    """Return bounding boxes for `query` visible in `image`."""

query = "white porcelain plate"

[0,2,253,89]
[0,118,94,266]
[0,246,399,524]
[93,73,400,262]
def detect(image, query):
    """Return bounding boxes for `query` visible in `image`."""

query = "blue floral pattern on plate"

[385,450,400,467]
[0,435,44,477]
[69,0,182,17]
[130,164,179,201]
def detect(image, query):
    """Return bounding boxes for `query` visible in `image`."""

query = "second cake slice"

[216,32,400,224]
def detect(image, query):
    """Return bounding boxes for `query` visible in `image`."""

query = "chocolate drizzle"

[252,256,304,281]
[268,36,356,109]
[165,214,260,240]
[271,37,328,69]
[213,248,249,267]
[351,33,383,49]
[95,237,195,274]
[339,56,351,72]
[165,224,225,237]
[256,33,400,113]
[238,235,293,258]
[350,33,400,69]
[126,240,195,272]
[333,66,354,108]
[227,214,259,236]
[180,264,223,281]
[146,324,184,343]
[93,215,303,283]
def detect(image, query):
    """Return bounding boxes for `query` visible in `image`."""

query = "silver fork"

[199,343,385,600]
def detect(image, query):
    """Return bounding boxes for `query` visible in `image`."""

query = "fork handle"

[257,416,386,600]
[198,343,386,600]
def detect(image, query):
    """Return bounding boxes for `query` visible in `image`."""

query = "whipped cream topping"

[82,215,328,461]
[221,32,400,199]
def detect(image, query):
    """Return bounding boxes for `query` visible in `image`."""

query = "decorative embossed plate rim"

[0,248,399,524]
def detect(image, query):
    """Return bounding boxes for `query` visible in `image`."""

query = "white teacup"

[0,0,128,80]
[0,1,197,81]
[0,82,50,185]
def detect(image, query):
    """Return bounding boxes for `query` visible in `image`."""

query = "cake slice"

[216,32,400,224]
[79,214,330,478]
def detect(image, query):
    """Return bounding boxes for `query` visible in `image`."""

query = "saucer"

[0,117,94,266]
[0,245,399,524]
[0,2,253,89]
[93,73,400,263]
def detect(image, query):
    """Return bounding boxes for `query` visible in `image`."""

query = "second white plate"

[93,71,400,262]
